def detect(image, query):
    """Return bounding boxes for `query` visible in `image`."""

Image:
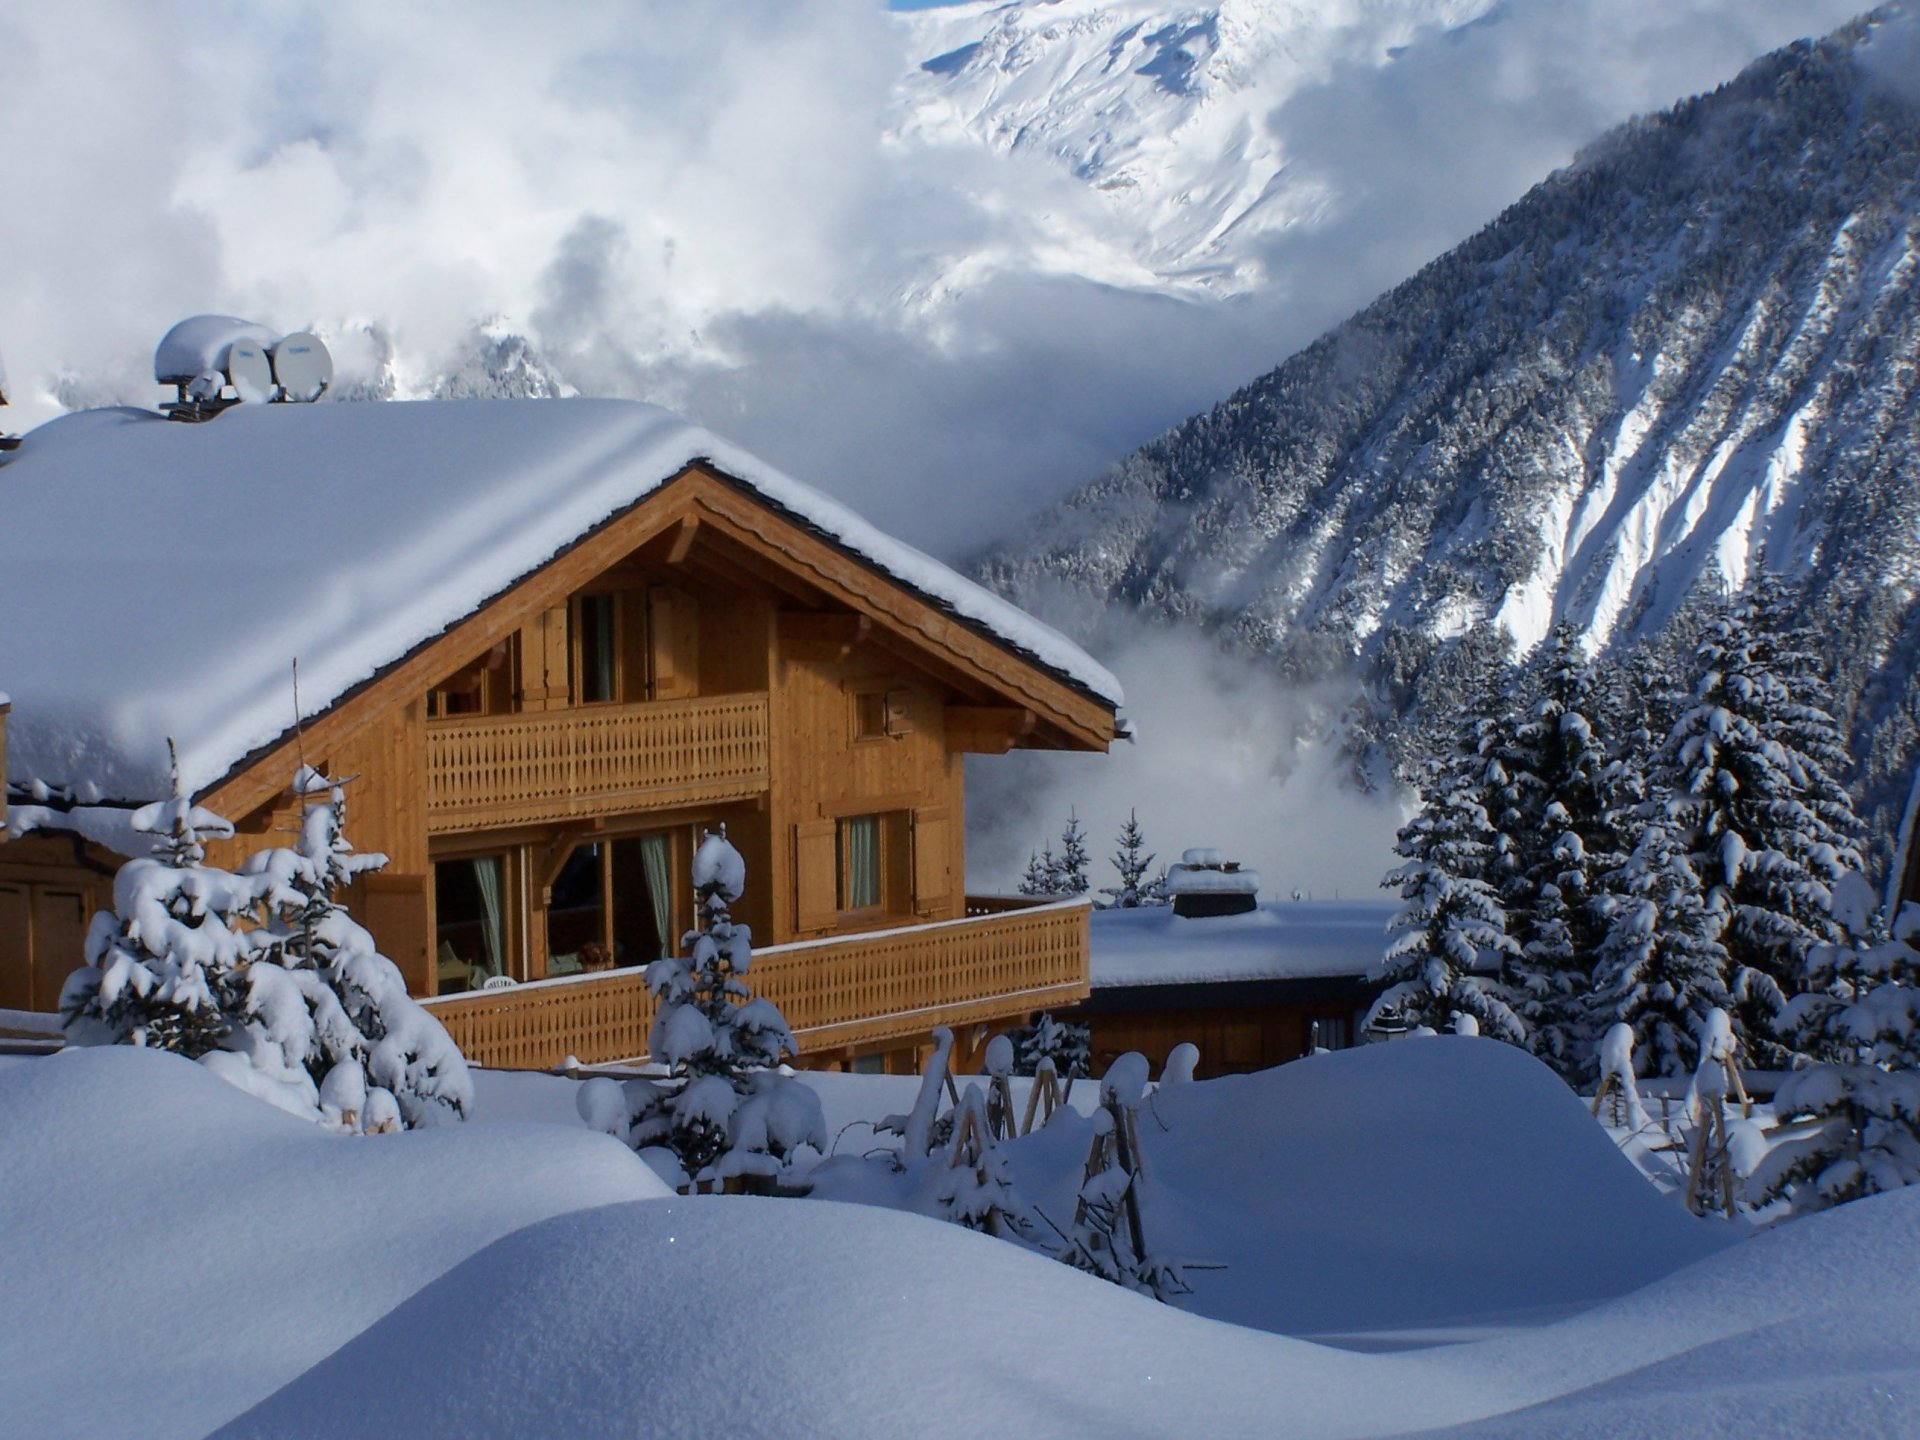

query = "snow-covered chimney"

[1165,847,1260,919]
[154,316,334,422]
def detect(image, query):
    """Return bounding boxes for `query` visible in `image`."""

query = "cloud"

[0,0,1869,560]
[966,628,1410,900]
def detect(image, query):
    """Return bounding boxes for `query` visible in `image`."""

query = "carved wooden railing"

[425,691,770,834]
[421,897,1092,1070]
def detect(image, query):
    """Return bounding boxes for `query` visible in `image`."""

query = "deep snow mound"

[1035,1036,1733,1337]
[0,1048,670,1440]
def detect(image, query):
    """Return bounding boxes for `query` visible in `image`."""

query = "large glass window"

[546,833,675,975]
[435,855,508,992]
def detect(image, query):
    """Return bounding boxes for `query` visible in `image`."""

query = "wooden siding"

[424,691,770,834]
[422,897,1090,1070]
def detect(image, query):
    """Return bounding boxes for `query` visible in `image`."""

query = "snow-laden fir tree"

[1590,811,1733,1078]
[622,827,825,1187]
[1656,575,1866,1063]
[227,769,471,1129]
[61,767,267,1058]
[1054,810,1092,896]
[1750,879,1920,1215]
[1011,1011,1091,1079]
[1099,808,1164,908]
[1018,844,1059,897]
[1507,624,1628,1080]
[1371,713,1525,1043]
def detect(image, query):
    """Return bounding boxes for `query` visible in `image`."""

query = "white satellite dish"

[270,333,333,403]
[226,339,275,404]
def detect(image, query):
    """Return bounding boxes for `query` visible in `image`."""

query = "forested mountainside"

[976,12,1920,871]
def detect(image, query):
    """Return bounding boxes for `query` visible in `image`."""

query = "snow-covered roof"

[1090,900,1394,988]
[0,399,1121,801]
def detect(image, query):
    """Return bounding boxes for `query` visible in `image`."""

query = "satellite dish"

[226,339,275,404]
[270,333,333,402]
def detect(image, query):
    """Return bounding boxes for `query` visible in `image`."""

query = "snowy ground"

[5,1042,1918,1439]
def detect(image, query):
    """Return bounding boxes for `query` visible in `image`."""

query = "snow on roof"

[0,399,1121,801]
[152,315,278,384]
[1090,899,1394,988]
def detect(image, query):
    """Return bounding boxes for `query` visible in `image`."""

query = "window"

[435,854,510,992]
[853,690,888,740]
[837,815,882,912]
[427,639,517,718]
[545,833,676,976]
[575,593,618,704]
[848,680,911,741]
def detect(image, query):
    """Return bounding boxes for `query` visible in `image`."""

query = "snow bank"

[1123,1039,1733,1337]
[0,398,1119,801]
[1090,899,1395,987]
[0,1047,670,1439]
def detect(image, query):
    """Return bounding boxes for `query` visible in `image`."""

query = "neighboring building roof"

[0,399,1121,802]
[1089,900,1394,989]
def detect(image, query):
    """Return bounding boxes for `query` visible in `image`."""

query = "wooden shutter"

[884,689,913,738]
[353,873,431,996]
[0,883,31,1011]
[648,586,700,700]
[793,820,838,933]
[30,888,88,1013]
[911,807,951,917]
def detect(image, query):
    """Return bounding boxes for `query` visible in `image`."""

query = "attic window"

[849,681,911,741]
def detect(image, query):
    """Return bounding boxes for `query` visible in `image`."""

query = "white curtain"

[473,856,504,977]
[640,834,673,955]
[844,816,880,910]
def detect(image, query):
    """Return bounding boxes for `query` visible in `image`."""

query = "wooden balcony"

[425,692,770,834]
[421,896,1091,1070]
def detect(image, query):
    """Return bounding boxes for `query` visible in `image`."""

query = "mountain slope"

[977,11,1920,864]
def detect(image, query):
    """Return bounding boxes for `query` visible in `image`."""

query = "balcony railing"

[420,897,1092,1070]
[425,691,770,834]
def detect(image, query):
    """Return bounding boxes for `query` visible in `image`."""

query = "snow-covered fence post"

[1160,1042,1199,1084]
[1591,1022,1650,1131]
[1019,1056,1061,1135]
[984,1034,1017,1141]
[1683,1009,1744,1218]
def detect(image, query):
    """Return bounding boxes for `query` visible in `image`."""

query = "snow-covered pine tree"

[1099,808,1160,908]
[626,827,824,1187]
[1508,624,1627,1081]
[1054,810,1092,896]
[1011,1011,1091,1080]
[1590,811,1732,1077]
[1751,882,1920,1214]
[61,757,269,1058]
[1370,709,1525,1043]
[1657,575,1866,1063]
[229,770,472,1129]
[1018,845,1059,897]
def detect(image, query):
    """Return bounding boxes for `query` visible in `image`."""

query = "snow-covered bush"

[1750,888,1920,1215]
[599,827,824,1188]
[1054,1052,1190,1301]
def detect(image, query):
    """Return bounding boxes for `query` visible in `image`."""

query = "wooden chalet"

[0,398,1122,1073]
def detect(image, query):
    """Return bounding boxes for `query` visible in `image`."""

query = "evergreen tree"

[1018,845,1059,897]
[1657,576,1866,1063]
[1508,625,1627,1080]
[61,759,269,1058]
[1751,886,1920,1214]
[1371,727,1525,1043]
[1590,811,1733,1077]
[1099,808,1160,908]
[626,827,824,1187]
[1010,1012,1091,1079]
[233,770,472,1129]
[1055,811,1092,896]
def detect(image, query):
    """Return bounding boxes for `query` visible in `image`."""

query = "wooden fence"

[422,897,1091,1070]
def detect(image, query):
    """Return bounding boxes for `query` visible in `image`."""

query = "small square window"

[854,690,888,740]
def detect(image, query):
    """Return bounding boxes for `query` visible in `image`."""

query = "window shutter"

[884,688,913,737]
[912,807,951,917]
[648,587,700,700]
[793,820,838,933]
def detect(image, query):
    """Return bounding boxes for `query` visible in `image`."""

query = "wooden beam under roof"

[778,611,872,664]
[945,705,1037,755]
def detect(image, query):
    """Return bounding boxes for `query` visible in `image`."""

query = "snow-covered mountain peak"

[895,0,1499,289]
